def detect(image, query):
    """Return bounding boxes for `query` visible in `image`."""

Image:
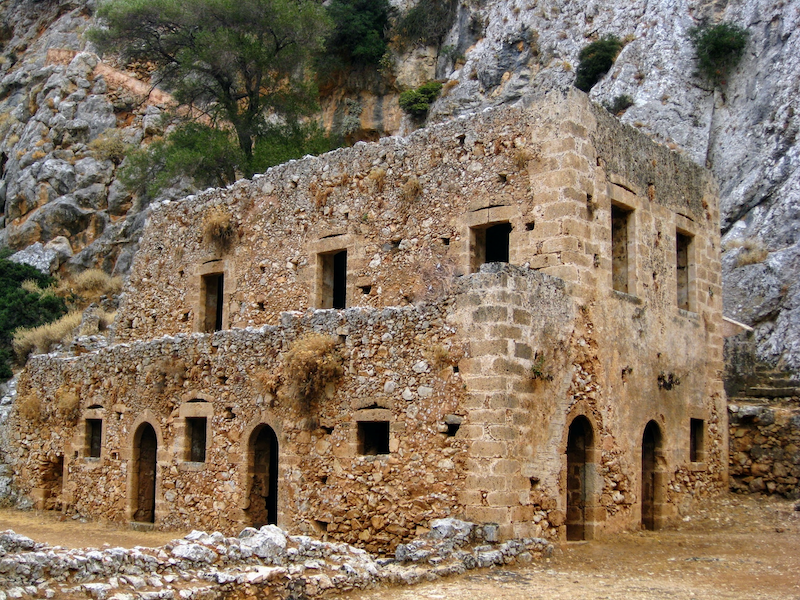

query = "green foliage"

[395,0,457,47]
[91,0,330,170]
[689,22,749,86]
[0,259,67,378]
[399,81,443,118]
[325,0,390,67]
[251,122,336,174]
[120,122,243,201]
[120,121,336,199]
[605,94,634,115]
[574,35,623,93]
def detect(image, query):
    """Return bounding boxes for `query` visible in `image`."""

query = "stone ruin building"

[7,89,727,552]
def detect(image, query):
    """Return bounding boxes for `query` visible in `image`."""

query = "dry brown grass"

[203,206,237,248]
[727,238,769,267]
[57,269,123,306]
[367,168,386,193]
[426,344,453,371]
[16,394,43,422]
[56,387,80,422]
[12,311,83,361]
[88,129,128,164]
[440,79,459,97]
[281,334,343,411]
[401,177,422,202]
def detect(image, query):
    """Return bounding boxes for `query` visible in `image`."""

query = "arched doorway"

[641,420,663,530]
[247,425,279,527]
[132,423,158,523]
[566,415,595,540]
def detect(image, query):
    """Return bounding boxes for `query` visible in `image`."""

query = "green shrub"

[0,259,68,376]
[689,22,749,86]
[121,121,337,200]
[399,81,443,118]
[395,0,457,47]
[88,129,129,164]
[325,0,391,67]
[605,94,634,115]
[574,35,623,92]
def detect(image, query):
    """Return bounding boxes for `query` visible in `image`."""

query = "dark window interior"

[357,421,390,455]
[320,250,347,309]
[187,417,207,462]
[202,273,224,331]
[677,232,691,310]
[611,205,631,293]
[485,222,512,263]
[87,419,102,458]
[690,418,704,462]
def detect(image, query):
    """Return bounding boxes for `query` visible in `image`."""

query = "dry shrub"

[58,269,123,304]
[21,279,45,294]
[401,177,422,202]
[203,206,237,248]
[440,79,459,97]
[88,128,128,164]
[728,238,769,267]
[426,344,453,371]
[252,369,281,401]
[56,387,80,422]
[13,311,83,360]
[367,168,386,193]
[281,334,343,411]
[16,394,42,422]
[513,145,541,171]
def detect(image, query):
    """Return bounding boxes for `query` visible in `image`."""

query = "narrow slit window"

[676,232,692,311]
[690,418,705,462]
[86,419,102,458]
[202,273,224,332]
[186,417,207,463]
[357,421,390,455]
[611,205,631,293]
[319,250,347,309]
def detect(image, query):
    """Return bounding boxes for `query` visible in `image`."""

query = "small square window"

[86,419,102,458]
[357,421,389,455]
[471,222,512,272]
[690,418,705,462]
[186,417,207,463]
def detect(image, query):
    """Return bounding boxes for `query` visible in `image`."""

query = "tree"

[325,0,391,68]
[91,0,331,174]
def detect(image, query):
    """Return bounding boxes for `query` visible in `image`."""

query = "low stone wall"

[0,519,553,599]
[729,402,800,499]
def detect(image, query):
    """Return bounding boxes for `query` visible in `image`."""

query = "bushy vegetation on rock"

[399,81,443,118]
[689,22,749,86]
[324,0,391,68]
[574,35,623,92]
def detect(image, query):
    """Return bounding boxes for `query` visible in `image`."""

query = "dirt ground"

[1,493,798,599]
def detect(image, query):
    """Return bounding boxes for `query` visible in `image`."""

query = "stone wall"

[7,90,727,549]
[729,402,800,499]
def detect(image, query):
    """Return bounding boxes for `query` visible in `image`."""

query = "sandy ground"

[1,493,798,599]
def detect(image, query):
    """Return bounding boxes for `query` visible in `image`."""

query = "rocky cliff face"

[0,0,798,375]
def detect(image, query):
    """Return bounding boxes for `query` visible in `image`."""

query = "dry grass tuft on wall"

[12,311,83,360]
[57,269,123,306]
[203,206,237,248]
[16,394,42,422]
[401,177,422,202]
[281,334,343,410]
[56,388,80,423]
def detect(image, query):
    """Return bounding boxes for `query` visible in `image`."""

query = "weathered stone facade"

[7,89,726,550]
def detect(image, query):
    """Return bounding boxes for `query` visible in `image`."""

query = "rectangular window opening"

[357,421,390,455]
[319,249,347,309]
[472,222,512,272]
[186,417,208,463]
[202,273,224,332]
[611,205,631,293]
[86,419,102,458]
[690,418,705,463]
[676,231,692,311]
